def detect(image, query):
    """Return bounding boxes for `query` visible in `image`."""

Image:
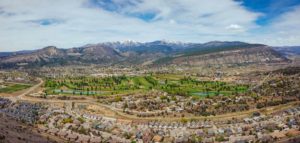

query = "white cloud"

[245,5,300,46]
[226,24,244,32]
[0,0,298,51]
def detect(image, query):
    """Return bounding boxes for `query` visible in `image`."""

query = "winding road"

[17,78,44,100]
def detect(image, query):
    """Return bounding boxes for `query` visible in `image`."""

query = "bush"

[180,118,188,123]
[78,127,88,135]
[215,136,228,142]
[114,96,122,102]
[62,118,73,124]
[77,117,85,123]
[160,95,168,100]
[256,103,265,109]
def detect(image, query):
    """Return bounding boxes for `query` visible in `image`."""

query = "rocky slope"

[153,45,289,67]
[0,46,64,64]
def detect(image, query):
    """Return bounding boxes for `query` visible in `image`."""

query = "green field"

[44,74,249,97]
[0,84,31,93]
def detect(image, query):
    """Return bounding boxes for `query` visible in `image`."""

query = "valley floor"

[1,66,300,143]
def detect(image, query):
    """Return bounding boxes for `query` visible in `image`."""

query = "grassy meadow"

[44,74,249,97]
[0,83,31,93]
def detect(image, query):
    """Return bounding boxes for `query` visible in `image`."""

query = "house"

[76,134,90,143]
[203,137,214,143]
[64,123,76,129]
[67,133,78,142]
[38,126,48,133]
[174,136,187,143]
[135,131,143,139]
[142,130,153,143]
[95,124,106,130]
[225,128,233,136]
[48,128,59,136]
[82,122,91,129]
[111,135,130,143]
[99,131,111,140]
[152,135,163,142]
[286,129,300,137]
[258,134,273,143]
[57,130,68,138]
[236,127,243,134]
[207,128,215,137]
[244,118,252,123]
[218,128,225,134]
[270,131,286,140]
[102,116,117,122]
[195,129,204,136]
[253,116,262,122]
[74,119,82,126]
[39,115,48,123]
[90,137,102,143]
[229,135,255,143]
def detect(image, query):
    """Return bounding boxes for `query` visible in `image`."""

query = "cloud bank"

[0,0,299,51]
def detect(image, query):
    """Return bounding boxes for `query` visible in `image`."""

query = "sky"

[0,0,300,52]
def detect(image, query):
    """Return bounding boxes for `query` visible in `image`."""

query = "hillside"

[153,43,289,66]
[273,46,300,57]
[0,41,291,68]
[0,45,124,68]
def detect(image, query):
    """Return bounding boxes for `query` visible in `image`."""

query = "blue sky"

[238,0,300,25]
[0,0,300,51]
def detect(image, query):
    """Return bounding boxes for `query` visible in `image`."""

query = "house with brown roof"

[57,130,68,138]
[47,128,59,136]
[152,135,163,142]
[66,133,78,142]
[76,134,90,143]
[90,137,102,143]
[38,125,48,133]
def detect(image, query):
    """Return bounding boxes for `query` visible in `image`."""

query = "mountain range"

[273,46,300,57]
[0,41,294,68]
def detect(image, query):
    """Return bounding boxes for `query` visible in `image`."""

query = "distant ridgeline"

[0,41,290,68]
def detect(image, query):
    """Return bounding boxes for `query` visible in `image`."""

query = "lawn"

[44,74,249,97]
[0,84,31,93]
